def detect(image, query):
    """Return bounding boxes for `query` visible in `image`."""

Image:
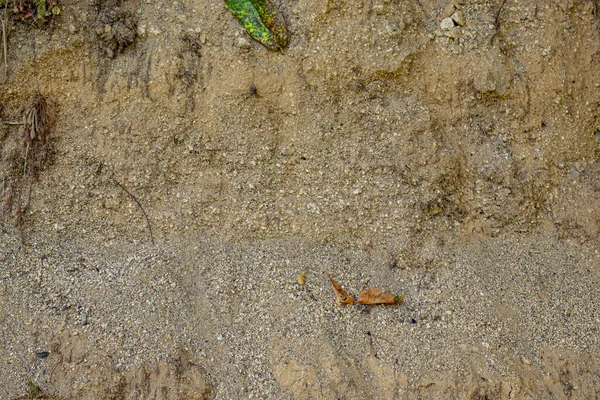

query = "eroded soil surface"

[1,0,599,398]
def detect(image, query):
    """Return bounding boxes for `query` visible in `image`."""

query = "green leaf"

[34,0,46,19]
[224,0,288,51]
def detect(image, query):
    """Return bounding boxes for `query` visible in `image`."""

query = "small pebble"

[446,27,462,40]
[440,17,455,31]
[137,24,147,38]
[234,37,252,49]
[441,4,456,19]
[570,168,580,178]
[373,4,385,15]
[451,10,465,26]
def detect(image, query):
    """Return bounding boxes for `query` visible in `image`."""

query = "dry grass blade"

[1,1,7,82]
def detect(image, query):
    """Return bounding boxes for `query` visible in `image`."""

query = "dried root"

[2,93,53,243]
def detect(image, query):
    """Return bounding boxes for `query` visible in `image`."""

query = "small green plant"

[2,0,60,22]
[10,379,68,399]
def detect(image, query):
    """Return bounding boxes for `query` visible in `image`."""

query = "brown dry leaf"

[331,279,354,305]
[357,288,404,305]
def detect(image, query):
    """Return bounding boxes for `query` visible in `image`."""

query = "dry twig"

[111,177,155,246]
[1,1,7,81]
[490,0,507,44]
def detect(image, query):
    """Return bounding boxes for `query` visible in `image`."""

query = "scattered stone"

[69,24,78,34]
[441,3,456,19]
[570,168,580,178]
[440,17,455,31]
[235,36,252,49]
[137,24,147,38]
[446,27,462,40]
[373,4,385,15]
[451,10,465,26]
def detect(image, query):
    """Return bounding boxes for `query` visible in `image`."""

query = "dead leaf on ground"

[357,288,404,305]
[297,271,306,285]
[331,279,354,305]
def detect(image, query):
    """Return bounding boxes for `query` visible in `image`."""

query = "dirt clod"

[93,0,137,58]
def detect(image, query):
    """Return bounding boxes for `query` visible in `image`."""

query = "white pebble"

[440,17,455,31]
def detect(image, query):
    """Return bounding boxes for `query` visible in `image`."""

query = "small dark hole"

[34,351,49,359]
[249,84,257,97]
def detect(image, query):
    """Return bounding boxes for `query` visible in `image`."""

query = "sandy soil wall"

[1,0,599,398]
